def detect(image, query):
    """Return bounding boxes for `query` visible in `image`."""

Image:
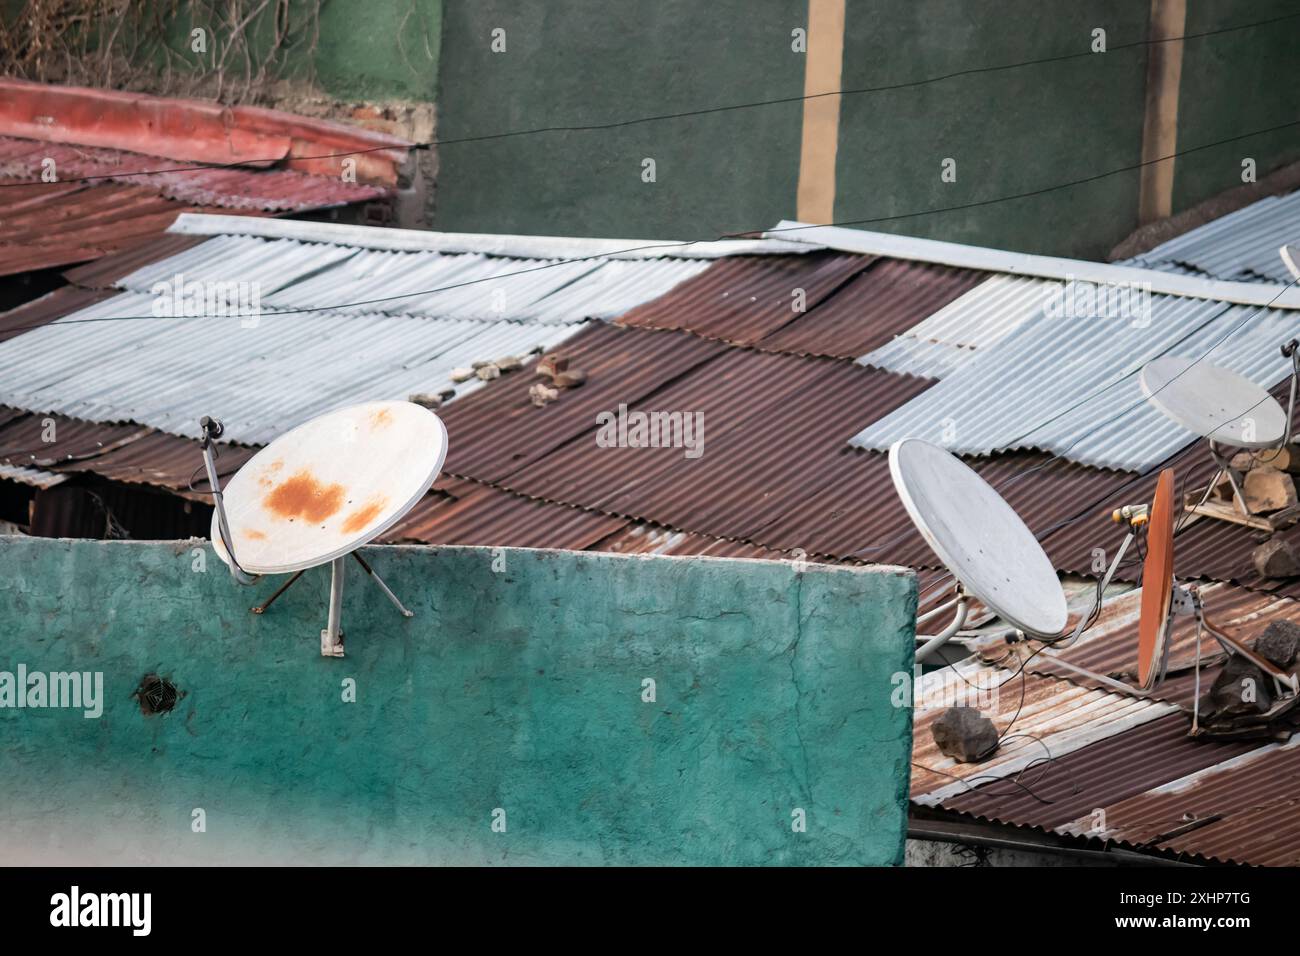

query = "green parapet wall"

[0,538,915,865]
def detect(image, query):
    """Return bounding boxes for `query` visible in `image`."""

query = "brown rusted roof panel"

[615,253,871,346]
[758,258,987,359]
[440,323,726,483]
[61,233,208,289]
[500,347,932,541]
[384,479,628,550]
[0,286,117,342]
[939,714,1256,832]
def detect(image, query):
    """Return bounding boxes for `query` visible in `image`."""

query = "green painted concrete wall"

[433,0,1300,257]
[434,0,807,240]
[0,538,915,865]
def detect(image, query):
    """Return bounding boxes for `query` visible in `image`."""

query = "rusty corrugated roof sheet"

[760,258,987,359]
[0,80,411,279]
[614,252,871,346]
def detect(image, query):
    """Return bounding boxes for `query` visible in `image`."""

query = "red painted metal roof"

[0,80,411,278]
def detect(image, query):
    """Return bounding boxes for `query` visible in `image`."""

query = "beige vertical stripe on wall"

[1138,0,1187,224]
[796,0,847,224]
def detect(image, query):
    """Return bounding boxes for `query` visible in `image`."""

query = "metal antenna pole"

[199,416,258,586]
[1281,339,1298,446]
[351,552,414,617]
[321,556,346,657]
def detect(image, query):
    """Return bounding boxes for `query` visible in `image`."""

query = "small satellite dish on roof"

[1125,466,1300,731]
[891,441,1173,699]
[1140,352,1298,526]
[890,439,1067,650]
[199,400,447,657]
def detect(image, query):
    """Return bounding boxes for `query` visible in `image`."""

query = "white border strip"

[766,221,1300,309]
[168,213,820,260]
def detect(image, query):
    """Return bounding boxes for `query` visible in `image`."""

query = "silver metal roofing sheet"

[0,291,581,444]
[1128,190,1300,283]
[857,273,1057,378]
[114,234,709,325]
[851,287,1297,471]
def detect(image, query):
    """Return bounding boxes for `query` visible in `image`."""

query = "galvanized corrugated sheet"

[1127,189,1300,284]
[616,253,871,345]
[851,288,1297,471]
[0,291,584,444]
[759,258,986,359]
[858,273,1059,378]
[911,661,1177,804]
[114,234,713,325]
[0,286,116,343]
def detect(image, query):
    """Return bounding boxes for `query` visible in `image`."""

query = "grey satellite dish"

[200,400,447,657]
[889,439,1068,661]
[1140,357,1286,449]
[1140,354,1297,522]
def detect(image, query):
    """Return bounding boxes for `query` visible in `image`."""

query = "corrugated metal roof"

[850,288,1297,471]
[0,137,392,211]
[911,662,1177,804]
[466,332,933,541]
[615,253,871,346]
[1127,189,1300,284]
[858,273,1060,378]
[442,323,728,482]
[0,290,584,444]
[383,478,629,550]
[759,258,986,359]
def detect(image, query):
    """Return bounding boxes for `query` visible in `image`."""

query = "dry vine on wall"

[0,0,322,104]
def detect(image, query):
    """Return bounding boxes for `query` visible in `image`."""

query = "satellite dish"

[889,439,1067,641]
[1139,357,1286,449]
[1282,244,1300,282]
[1136,468,1176,689]
[211,401,446,574]
[200,400,447,656]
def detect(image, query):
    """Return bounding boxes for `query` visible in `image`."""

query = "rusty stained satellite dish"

[1136,468,1176,689]
[212,400,447,575]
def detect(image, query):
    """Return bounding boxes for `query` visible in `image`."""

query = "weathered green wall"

[0,538,915,865]
[1172,0,1300,211]
[834,0,1149,259]
[433,0,1300,257]
[434,0,807,239]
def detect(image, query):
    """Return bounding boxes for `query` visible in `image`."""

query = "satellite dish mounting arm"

[199,416,259,586]
[914,585,969,663]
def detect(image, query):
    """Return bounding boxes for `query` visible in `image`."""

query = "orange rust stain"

[263,470,347,523]
[257,460,285,488]
[341,496,387,534]
[243,529,266,541]
[369,407,394,429]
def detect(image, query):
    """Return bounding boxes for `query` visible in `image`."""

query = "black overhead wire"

[8,115,1298,331]
[0,9,1294,190]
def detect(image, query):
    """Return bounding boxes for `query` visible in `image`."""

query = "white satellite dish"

[1139,357,1286,450]
[200,400,447,657]
[889,439,1067,656]
[1282,244,1300,282]
[1140,353,1297,523]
